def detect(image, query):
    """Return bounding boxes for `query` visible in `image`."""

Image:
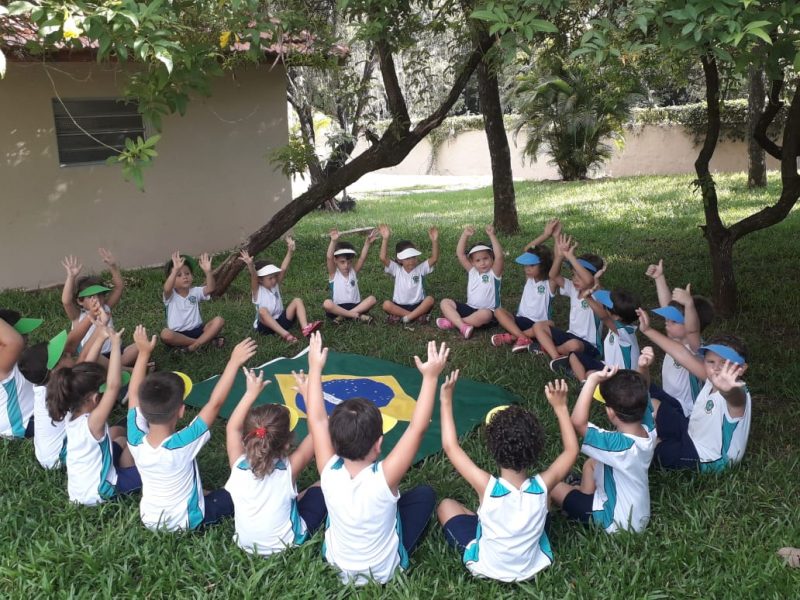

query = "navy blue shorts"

[297,486,327,533]
[550,327,599,357]
[165,325,205,345]
[24,418,35,439]
[397,485,436,555]
[653,395,700,470]
[442,514,479,553]
[202,489,235,526]
[392,301,422,313]
[514,316,535,331]
[256,312,295,335]
[572,352,605,372]
[454,302,498,327]
[111,441,142,495]
[325,302,359,319]
[562,489,594,524]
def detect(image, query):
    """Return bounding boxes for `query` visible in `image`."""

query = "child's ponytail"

[243,405,293,479]
[46,363,106,421]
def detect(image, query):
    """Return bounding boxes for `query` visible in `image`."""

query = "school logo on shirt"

[481,274,489,283]
[537,284,545,294]
[412,275,420,284]
[581,299,589,309]
[188,296,197,304]
[608,333,615,345]
[704,398,714,413]
[350,280,356,287]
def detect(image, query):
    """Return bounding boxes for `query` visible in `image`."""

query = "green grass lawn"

[1,173,799,597]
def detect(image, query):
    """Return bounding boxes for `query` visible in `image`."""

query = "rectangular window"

[51,98,145,166]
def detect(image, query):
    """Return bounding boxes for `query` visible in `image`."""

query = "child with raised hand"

[160,251,225,351]
[0,311,37,439]
[636,309,752,472]
[61,249,139,367]
[323,229,378,323]
[491,220,560,353]
[378,224,439,325]
[437,376,578,582]
[438,225,504,339]
[47,324,141,505]
[533,232,605,360]
[304,332,445,585]
[550,365,656,533]
[239,241,322,343]
[645,260,715,417]
[127,326,256,531]
[224,368,327,556]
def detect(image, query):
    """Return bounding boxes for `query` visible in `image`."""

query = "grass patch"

[1,172,799,596]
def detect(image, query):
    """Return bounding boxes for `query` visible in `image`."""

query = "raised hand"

[588,364,619,383]
[645,259,664,280]
[62,255,83,278]
[367,228,380,243]
[635,307,651,332]
[463,225,475,237]
[98,247,117,268]
[484,224,496,237]
[198,253,212,273]
[543,218,561,238]
[378,224,391,239]
[171,251,185,272]
[242,367,270,397]
[291,369,309,398]
[230,338,257,366]
[108,325,125,348]
[708,360,745,393]
[414,341,450,378]
[544,379,569,408]
[329,228,340,241]
[579,281,600,299]
[133,324,157,354]
[638,346,655,369]
[439,369,460,403]
[90,315,112,340]
[307,331,329,371]
[286,237,296,252]
[672,284,693,306]
[428,226,439,241]
[238,249,254,267]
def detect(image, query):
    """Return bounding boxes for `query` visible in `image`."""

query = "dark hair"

[467,241,494,258]
[138,372,185,424]
[329,398,382,460]
[47,362,106,422]
[75,276,106,299]
[395,240,415,255]
[334,241,356,256]
[693,295,715,331]
[485,405,545,471]
[610,289,639,324]
[18,343,49,386]
[526,245,553,276]
[163,255,194,278]
[0,308,22,326]
[576,253,604,273]
[705,333,748,362]
[254,259,270,271]
[243,405,293,478]
[599,369,649,423]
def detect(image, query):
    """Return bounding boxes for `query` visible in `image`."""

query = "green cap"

[13,318,43,335]
[47,330,69,370]
[99,370,131,392]
[78,284,113,298]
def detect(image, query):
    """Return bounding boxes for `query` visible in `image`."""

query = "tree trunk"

[747,65,767,188]
[707,232,737,316]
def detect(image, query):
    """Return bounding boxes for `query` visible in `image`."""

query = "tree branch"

[753,78,784,160]
[377,41,411,130]
[695,55,725,236]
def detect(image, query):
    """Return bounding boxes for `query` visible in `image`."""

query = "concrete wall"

[351,124,779,179]
[1,62,291,290]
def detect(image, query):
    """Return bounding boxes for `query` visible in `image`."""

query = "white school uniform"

[321,456,404,585]
[516,278,554,322]
[127,409,210,531]
[385,261,432,305]
[559,279,602,348]
[76,305,114,355]
[0,365,35,438]
[225,455,307,556]
[33,384,67,469]
[466,268,502,310]
[583,423,656,533]
[662,349,702,417]
[603,324,640,370]
[252,284,284,328]
[64,414,117,505]
[329,269,361,306]
[688,380,751,473]
[463,475,553,582]
[163,286,209,332]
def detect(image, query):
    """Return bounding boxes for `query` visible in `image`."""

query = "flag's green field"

[1,173,798,598]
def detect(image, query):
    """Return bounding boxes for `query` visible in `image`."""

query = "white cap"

[333,248,357,257]
[396,248,422,260]
[467,244,492,255]
[256,264,282,277]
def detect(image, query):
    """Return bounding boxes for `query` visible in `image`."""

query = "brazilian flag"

[185,349,521,463]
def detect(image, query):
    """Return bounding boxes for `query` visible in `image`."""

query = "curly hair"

[485,405,545,472]
[243,405,293,479]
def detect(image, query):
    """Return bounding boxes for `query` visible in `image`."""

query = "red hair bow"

[249,427,267,439]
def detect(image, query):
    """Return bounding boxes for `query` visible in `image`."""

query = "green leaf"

[154,49,173,73]
[794,50,800,72]
[0,50,5,79]
[119,10,139,28]
[470,9,497,23]
[748,28,773,45]
[7,1,35,16]
[528,19,558,33]
[681,22,695,35]
[635,15,648,34]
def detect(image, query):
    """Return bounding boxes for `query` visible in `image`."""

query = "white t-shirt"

[225,455,307,556]
[76,304,114,355]
[321,456,403,585]
[163,286,209,332]
[688,380,752,472]
[385,261,432,305]
[516,278,554,322]
[0,364,35,438]
[33,384,67,469]
[463,475,553,582]
[603,324,640,370]
[559,280,601,347]
[128,408,210,531]
[329,269,361,306]
[253,284,284,328]
[65,414,117,505]
[466,267,502,310]
[662,348,702,417]
[583,423,656,533]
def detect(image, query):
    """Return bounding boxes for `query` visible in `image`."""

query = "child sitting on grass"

[304,332,445,585]
[224,367,327,556]
[0,310,40,439]
[161,252,225,351]
[636,309,751,472]
[127,326,256,531]
[550,366,656,533]
[437,225,504,339]
[239,240,321,343]
[378,224,439,325]
[323,229,378,323]
[48,324,142,505]
[437,376,578,582]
